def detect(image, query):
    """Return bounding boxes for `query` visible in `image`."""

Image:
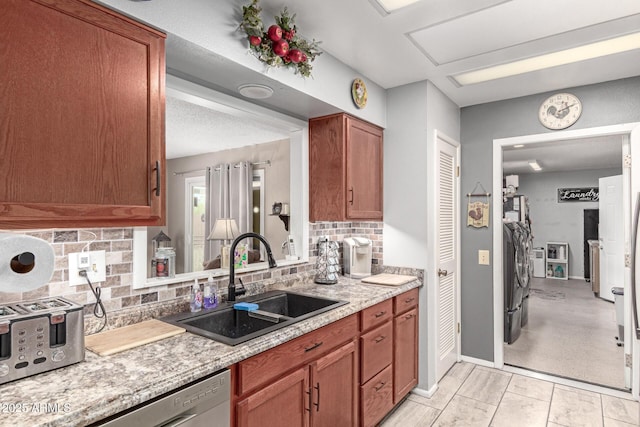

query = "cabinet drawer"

[360,365,393,427]
[237,314,358,396]
[360,321,393,383]
[360,299,392,331]
[394,288,418,314]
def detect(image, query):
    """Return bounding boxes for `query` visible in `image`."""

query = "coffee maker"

[343,237,372,278]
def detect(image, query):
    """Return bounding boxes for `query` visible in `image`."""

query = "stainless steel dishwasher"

[96,369,230,427]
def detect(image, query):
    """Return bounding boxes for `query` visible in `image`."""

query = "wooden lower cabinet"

[360,365,393,427]
[236,366,309,427]
[233,291,420,427]
[393,307,418,403]
[236,341,358,427]
[310,341,359,427]
[360,321,393,383]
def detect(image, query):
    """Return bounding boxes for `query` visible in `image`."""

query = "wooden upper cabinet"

[309,113,383,222]
[0,0,166,228]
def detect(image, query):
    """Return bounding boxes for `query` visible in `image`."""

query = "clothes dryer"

[503,222,525,344]
[516,222,533,327]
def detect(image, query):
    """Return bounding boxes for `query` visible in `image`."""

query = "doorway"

[185,176,206,273]
[492,123,640,396]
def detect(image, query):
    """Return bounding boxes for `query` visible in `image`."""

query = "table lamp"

[207,219,239,268]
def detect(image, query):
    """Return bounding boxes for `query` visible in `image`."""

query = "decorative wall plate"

[352,78,367,109]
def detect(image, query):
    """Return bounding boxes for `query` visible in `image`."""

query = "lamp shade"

[207,219,240,241]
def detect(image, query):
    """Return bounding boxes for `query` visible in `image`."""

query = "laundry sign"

[557,187,599,202]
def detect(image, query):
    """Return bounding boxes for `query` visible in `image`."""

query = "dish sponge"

[233,302,259,311]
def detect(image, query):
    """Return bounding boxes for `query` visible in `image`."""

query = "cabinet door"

[0,0,165,228]
[346,117,383,220]
[309,341,358,427]
[308,115,346,221]
[236,366,309,427]
[393,307,418,403]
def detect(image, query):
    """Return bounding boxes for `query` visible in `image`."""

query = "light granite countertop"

[0,277,421,427]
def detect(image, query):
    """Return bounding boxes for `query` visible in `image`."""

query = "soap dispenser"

[203,274,218,309]
[190,279,203,312]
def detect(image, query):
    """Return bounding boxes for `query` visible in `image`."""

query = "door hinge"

[625,253,631,268]
[457,322,460,334]
[624,154,631,169]
[456,166,460,177]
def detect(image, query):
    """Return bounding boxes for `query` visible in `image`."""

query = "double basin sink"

[162,290,348,346]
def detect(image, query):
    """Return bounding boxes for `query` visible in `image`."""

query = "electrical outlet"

[68,251,106,286]
[478,250,490,266]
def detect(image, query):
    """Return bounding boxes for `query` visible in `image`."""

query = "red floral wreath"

[239,0,322,77]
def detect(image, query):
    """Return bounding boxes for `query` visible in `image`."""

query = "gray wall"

[158,139,290,274]
[385,80,460,391]
[518,168,621,278]
[460,76,640,362]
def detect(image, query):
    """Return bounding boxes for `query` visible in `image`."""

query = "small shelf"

[546,242,568,280]
[270,214,289,231]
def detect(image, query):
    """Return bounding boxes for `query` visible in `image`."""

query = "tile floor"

[381,362,639,427]
[503,277,624,389]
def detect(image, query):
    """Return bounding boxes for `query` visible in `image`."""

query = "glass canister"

[314,236,340,284]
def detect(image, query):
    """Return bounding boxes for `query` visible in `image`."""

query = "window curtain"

[204,161,254,261]
[230,161,254,243]
[204,163,229,261]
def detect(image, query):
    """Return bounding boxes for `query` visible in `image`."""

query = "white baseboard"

[460,355,495,368]
[412,384,438,398]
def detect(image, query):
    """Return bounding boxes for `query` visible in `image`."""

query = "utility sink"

[162,291,348,346]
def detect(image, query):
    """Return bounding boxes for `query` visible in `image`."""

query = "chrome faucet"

[228,232,277,302]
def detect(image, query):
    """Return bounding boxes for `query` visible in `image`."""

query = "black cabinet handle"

[313,383,320,411]
[405,297,415,303]
[374,381,386,391]
[349,187,354,205]
[374,311,386,318]
[153,160,161,197]
[305,387,312,412]
[374,335,386,343]
[304,341,323,352]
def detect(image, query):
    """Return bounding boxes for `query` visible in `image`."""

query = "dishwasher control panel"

[173,372,227,409]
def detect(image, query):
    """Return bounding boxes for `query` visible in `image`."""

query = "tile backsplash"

[0,221,384,331]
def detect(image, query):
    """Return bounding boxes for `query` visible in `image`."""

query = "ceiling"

[502,134,623,175]
[165,94,291,159]
[255,0,640,107]
[159,0,640,158]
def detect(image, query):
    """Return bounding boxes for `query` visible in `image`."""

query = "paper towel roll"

[0,233,55,293]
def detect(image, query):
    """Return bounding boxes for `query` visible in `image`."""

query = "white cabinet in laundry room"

[546,242,568,280]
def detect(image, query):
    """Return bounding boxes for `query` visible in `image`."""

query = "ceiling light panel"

[408,0,640,65]
[372,0,421,13]
[528,160,542,171]
[453,32,640,86]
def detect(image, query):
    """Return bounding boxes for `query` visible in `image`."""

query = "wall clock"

[538,93,582,130]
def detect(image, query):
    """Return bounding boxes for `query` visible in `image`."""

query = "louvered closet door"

[436,135,459,381]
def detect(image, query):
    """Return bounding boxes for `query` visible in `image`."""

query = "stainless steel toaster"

[0,297,84,385]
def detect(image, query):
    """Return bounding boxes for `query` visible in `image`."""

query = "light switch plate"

[478,250,490,265]
[68,250,106,286]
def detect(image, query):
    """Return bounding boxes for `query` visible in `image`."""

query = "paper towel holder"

[10,252,36,274]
